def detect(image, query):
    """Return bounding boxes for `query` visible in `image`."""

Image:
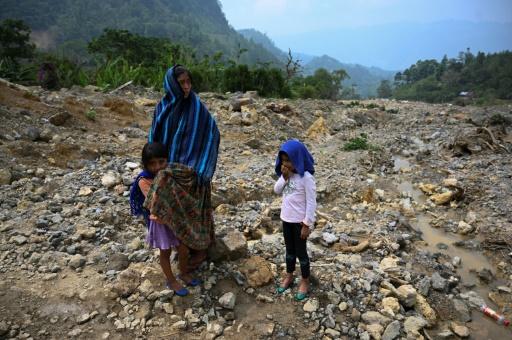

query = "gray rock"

[68,254,86,269]
[417,276,431,296]
[431,272,447,291]
[351,308,361,321]
[477,268,493,283]
[219,292,236,309]
[0,320,9,336]
[208,230,248,261]
[24,126,41,141]
[76,313,91,325]
[460,291,486,309]
[303,299,319,313]
[453,298,471,322]
[49,112,71,126]
[11,235,27,245]
[362,311,391,326]
[404,316,427,336]
[107,253,129,271]
[382,320,401,340]
[0,168,12,185]
[322,232,339,246]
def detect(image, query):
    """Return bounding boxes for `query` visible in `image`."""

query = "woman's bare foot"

[167,279,185,292]
[179,272,194,284]
[298,278,309,294]
[281,273,294,288]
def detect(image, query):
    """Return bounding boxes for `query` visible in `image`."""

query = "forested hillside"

[0,0,279,64]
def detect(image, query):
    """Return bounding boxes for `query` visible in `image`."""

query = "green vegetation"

[343,133,378,151]
[85,108,97,121]
[393,50,512,103]
[0,20,350,99]
[0,0,278,65]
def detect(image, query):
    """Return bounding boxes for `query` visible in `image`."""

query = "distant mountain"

[302,55,396,98]
[272,20,512,70]
[239,29,395,97]
[238,28,288,61]
[0,0,279,65]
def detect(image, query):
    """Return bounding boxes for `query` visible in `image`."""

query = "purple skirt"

[146,220,180,249]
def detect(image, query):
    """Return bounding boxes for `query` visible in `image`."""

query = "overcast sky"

[220,0,512,69]
[220,0,512,36]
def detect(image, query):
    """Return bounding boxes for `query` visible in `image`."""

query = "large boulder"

[208,229,248,262]
[240,256,273,287]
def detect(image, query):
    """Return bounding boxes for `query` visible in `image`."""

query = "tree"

[0,19,35,62]
[285,49,302,81]
[377,80,393,98]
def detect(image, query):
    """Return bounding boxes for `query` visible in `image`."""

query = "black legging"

[283,221,310,278]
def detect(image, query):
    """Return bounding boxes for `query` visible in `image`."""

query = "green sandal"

[276,280,295,294]
[294,291,309,301]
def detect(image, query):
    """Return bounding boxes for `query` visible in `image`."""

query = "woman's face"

[177,72,192,98]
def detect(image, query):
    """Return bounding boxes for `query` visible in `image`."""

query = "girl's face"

[177,72,192,98]
[147,157,167,175]
[280,153,295,172]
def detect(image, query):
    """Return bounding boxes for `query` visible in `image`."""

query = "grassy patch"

[343,133,379,151]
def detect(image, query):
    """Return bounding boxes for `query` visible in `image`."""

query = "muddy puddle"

[393,156,512,339]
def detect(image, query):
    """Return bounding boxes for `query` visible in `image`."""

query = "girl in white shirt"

[274,140,316,301]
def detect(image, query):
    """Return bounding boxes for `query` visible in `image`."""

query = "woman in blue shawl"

[144,65,220,285]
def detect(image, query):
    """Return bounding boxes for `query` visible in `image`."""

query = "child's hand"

[281,165,290,180]
[300,223,310,239]
[150,214,165,225]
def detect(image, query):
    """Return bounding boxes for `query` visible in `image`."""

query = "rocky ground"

[1,78,512,340]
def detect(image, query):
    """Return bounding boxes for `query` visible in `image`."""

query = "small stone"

[76,313,90,325]
[101,172,121,188]
[138,279,154,297]
[0,321,9,336]
[351,308,361,322]
[0,168,12,185]
[366,323,384,340]
[403,316,427,337]
[68,254,86,269]
[207,321,224,336]
[219,292,236,309]
[49,112,71,126]
[452,298,471,322]
[397,284,417,307]
[11,235,27,245]
[68,328,82,337]
[240,256,273,287]
[431,272,447,291]
[78,187,93,196]
[303,298,319,313]
[338,302,348,312]
[171,320,187,330]
[107,253,129,271]
[382,320,400,340]
[382,297,400,315]
[256,294,274,303]
[362,311,390,326]
[415,294,436,325]
[324,328,341,338]
[450,322,470,338]
[436,329,454,338]
[163,303,174,314]
[457,221,474,235]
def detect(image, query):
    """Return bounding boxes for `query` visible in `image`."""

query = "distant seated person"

[38,63,59,90]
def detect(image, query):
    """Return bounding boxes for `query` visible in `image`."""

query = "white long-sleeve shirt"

[274,171,316,228]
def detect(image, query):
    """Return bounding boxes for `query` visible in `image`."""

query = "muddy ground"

[1,79,512,340]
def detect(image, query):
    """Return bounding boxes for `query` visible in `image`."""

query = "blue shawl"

[275,140,315,177]
[149,65,220,185]
[129,170,154,227]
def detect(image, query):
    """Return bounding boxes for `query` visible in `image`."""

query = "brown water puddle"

[393,156,512,338]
